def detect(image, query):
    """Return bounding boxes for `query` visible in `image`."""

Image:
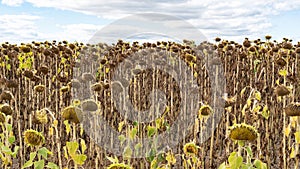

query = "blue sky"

[1,0,300,44]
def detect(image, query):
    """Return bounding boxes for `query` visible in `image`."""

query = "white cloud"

[41,24,104,43]
[1,0,24,6]
[0,14,40,43]
[2,0,300,43]
[0,14,104,44]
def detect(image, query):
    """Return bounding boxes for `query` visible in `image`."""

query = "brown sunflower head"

[107,163,133,169]
[34,85,45,93]
[0,90,14,101]
[229,123,258,141]
[24,129,45,147]
[33,109,48,124]
[183,142,199,156]
[0,103,13,115]
[274,85,290,96]
[198,104,213,116]
[61,106,82,124]
[81,99,98,112]
[285,102,300,116]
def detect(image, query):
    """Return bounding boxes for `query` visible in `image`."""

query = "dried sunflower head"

[198,104,213,116]
[23,69,34,79]
[0,103,13,115]
[33,109,48,124]
[60,86,70,93]
[107,163,132,169]
[275,57,287,67]
[274,85,290,96]
[82,73,95,82]
[24,129,45,147]
[0,90,14,101]
[61,106,82,124]
[285,102,300,116]
[183,142,199,156]
[90,82,103,92]
[34,85,45,93]
[229,123,258,141]
[68,79,81,89]
[81,99,98,112]
[38,65,49,74]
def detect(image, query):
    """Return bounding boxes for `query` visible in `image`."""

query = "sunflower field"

[0,36,300,168]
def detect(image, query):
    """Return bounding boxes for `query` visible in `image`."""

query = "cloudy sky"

[1,0,300,44]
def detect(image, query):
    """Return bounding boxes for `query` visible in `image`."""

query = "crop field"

[0,36,300,169]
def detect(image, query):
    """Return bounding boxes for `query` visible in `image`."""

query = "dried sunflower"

[82,99,98,112]
[33,109,48,124]
[60,86,70,93]
[34,85,45,93]
[198,104,213,116]
[0,103,13,115]
[107,163,132,169]
[274,85,290,96]
[61,106,82,124]
[229,123,258,141]
[90,82,103,92]
[0,90,14,101]
[23,69,34,79]
[285,102,300,116]
[183,142,199,156]
[24,129,45,147]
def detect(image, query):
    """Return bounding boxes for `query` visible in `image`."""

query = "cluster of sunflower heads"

[24,129,45,147]
[229,123,258,142]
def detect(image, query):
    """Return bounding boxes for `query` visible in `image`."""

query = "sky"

[0,0,300,44]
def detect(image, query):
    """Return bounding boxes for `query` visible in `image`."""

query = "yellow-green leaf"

[64,120,71,136]
[290,146,296,158]
[66,141,79,156]
[118,121,125,132]
[123,146,132,160]
[255,91,261,101]
[294,131,300,144]
[72,154,87,165]
[279,69,288,76]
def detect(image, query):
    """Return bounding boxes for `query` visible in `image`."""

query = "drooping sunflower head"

[81,99,98,112]
[0,103,13,115]
[285,102,300,116]
[60,85,70,93]
[33,109,48,124]
[34,85,45,93]
[229,123,258,141]
[183,142,198,156]
[61,106,82,124]
[198,104,213,117]
[274,85,290,96]
[107,163,133,169]
[24,129,45,147]
[0,90,14,101]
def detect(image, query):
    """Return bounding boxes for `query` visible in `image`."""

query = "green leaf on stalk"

[34,160,45,169]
